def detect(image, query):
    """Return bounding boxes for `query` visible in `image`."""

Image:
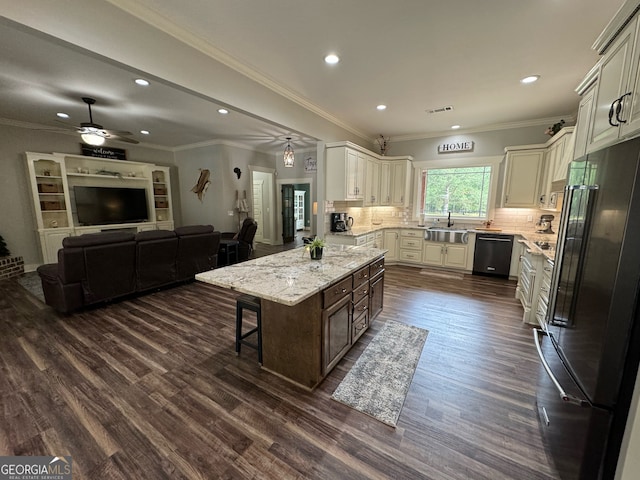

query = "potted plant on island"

[306,237,326,260]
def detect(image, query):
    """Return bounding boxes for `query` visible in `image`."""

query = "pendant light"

[283,137,295,167]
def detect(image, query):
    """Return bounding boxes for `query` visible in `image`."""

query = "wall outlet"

[527,215,533,222]
[228,210,234,216]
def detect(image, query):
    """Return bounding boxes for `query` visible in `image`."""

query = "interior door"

[294,190,305,230]
[281,184,295,243]
[252,179,264,242]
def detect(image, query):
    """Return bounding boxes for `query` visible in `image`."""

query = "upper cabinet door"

[574,84,596,160]
[588,15,638,152]
[502,149,545,208]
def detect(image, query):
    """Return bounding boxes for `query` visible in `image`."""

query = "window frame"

[412,155,503,224]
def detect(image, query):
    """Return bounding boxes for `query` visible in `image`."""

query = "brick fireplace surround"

[0,256,25,280]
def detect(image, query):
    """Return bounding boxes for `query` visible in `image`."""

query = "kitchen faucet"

[447,212,454,227]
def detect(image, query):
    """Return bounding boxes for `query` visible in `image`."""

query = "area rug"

[16,272,45,303]
[331,320,428,427]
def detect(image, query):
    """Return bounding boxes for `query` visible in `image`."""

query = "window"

[419,165,493,219]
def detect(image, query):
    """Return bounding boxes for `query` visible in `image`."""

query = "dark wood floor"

[0,265,559,479]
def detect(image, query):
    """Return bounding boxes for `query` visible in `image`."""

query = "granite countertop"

[196,245,386,306]
[326,224,558,260]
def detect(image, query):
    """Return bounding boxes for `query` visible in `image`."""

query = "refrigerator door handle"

[533,329,589,407]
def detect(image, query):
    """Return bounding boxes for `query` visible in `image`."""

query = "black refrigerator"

[534,137,640,479]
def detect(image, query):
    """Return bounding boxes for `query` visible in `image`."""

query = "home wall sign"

[81,144,127,160]
[438,140,474,153]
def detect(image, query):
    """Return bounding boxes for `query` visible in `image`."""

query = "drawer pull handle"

[335,288,347,294]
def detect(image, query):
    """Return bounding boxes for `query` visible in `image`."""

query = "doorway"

[281,184,295,243]
[295,190,306,231]
[276,178,314,246]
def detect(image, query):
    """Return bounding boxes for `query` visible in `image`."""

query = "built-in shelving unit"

[26,152,174,263]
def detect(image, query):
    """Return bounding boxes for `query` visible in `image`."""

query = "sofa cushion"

[175,225,214,236]
[63,231,135,248]
[136,231,179,291]
[135,230,176,241]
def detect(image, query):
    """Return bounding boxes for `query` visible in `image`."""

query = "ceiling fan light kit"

[61,97,140,145]
[81,132,106,146]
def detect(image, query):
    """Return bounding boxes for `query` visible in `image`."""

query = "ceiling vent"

[426,105,454,114]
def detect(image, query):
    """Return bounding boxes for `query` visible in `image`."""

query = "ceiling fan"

[60,97,139,145]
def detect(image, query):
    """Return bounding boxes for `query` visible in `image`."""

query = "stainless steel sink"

[424,228,469,243]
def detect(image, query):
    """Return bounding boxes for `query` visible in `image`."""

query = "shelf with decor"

[152,167,173,227]
[26,152,175,263]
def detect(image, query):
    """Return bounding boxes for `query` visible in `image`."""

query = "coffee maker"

[535,214,555,234]
[331,213,347,232]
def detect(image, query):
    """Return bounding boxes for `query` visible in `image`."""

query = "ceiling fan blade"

[108,135,139,144]
[104,129,134,136]
[54,119,81,130]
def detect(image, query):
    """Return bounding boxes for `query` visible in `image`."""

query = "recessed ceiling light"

[324,53,340,65]
[217,108,229,115]
[56,112,69,119]
[520,75,540,84]
[376,105,387,111]
[451,125,461,129]
[135,78,150,86]
[140,130,150,135]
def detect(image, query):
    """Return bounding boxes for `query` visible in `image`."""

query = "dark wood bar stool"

[235,294,262,365]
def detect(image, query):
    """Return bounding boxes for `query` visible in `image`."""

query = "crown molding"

[387,114,577,143]
[105,0,370,141]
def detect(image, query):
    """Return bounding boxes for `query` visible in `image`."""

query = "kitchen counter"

[328,225,557,256]
[196,244,386,306]
[196,246,387,390]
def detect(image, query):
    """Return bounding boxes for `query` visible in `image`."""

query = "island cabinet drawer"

[323,276,352,308]
[352,282,369,304]
[369,258,385,279]
[353,295,369,318]
[352,265,370,287]
[352,310,368,343]
[400,237,422,249]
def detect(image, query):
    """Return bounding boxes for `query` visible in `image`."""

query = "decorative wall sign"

[438,140,474,153]
[81,144,127,160]
[304,153,317,172]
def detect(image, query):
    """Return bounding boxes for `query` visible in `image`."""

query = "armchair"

[221,217,257,262]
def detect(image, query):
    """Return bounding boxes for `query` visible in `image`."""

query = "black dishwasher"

[472,233,514,278]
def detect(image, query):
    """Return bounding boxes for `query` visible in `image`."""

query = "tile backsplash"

[324,201,559,234]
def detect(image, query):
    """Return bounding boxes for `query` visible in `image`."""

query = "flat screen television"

[74,186,149,226]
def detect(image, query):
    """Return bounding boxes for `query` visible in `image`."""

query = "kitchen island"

[196,245,386,390]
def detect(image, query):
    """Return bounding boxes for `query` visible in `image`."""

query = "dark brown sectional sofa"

[37,225,221,313]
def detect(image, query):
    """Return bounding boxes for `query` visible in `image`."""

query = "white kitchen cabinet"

[502,148,545,208]
[364,155,380,206]
[515,243,549,325]
[326,145,365,201]
[423,242,467,268]
[399,229,423,264]
[588,14,639,152]
[382,229,399,261]
[379,161,391,205]
[574,75,597,160]
[539,128,574,209]
[390,159,412,207]
[373,231,383,248]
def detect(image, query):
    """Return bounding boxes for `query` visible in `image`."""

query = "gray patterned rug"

[16,271,45,303]
[331,320,428,427]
